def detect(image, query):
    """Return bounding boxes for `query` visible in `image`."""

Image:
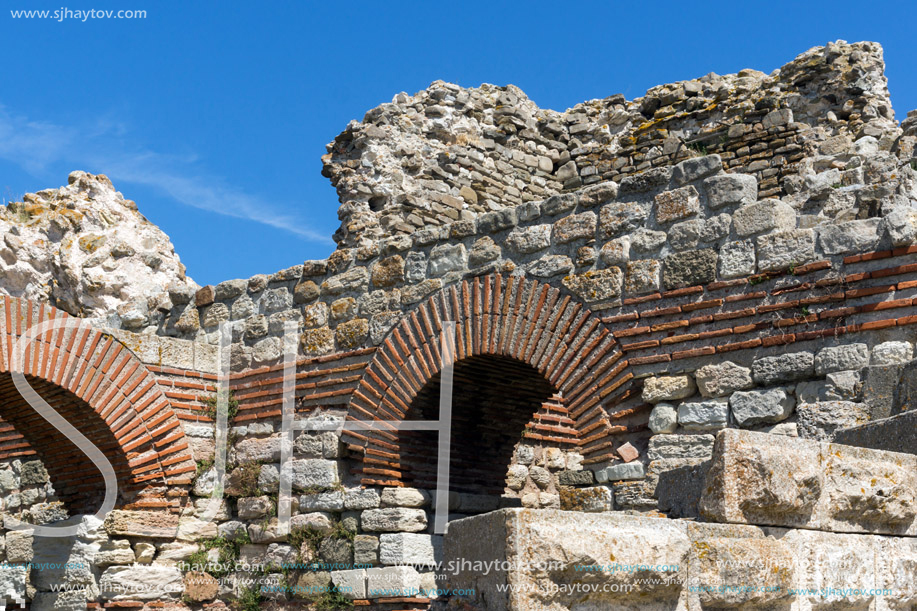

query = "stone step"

[700,429,917,536]
[832,408,917,455]
[444,508,917,611]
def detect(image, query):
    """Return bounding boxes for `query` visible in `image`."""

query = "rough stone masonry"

[0,39,914,610]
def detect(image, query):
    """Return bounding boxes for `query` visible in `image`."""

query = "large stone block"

[732,200,796,236]
[366,566,422,598]
[662,249,717,289]
[752,351,814,385]
[695,361,753,397]
[700,429,917,536]
[756,229,817,271]
[103,510,179,538]
[703,173,757,208]
[642,375,696,403]
[99,565,183,600]
[729,388,795,426]
[379,533,441,566]
[445,509,690,611]
[361,508,427,532]
[654,185,700,224]
[561,268,623,302]
[676,399,728,431]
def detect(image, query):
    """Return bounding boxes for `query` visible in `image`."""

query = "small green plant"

[800,306,811,317]
[234,585,264,611]
[204,388,240,422]
[749,275,766,286]
[910,159,917,171]
[186,531,250,578]
[313,589,354,610]
[831,182,842,189]
[233,460,264,497]
[687,141,708,156]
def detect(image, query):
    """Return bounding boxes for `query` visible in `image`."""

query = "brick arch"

[0,296,196,512]
[346,274,641,486]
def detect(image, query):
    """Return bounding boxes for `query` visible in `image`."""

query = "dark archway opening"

[399,355,556,496]
[0,372,133,515]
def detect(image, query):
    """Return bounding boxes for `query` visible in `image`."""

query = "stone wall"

[0,39,916,611]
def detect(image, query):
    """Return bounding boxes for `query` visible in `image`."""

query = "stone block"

[718,239,756,278]
[331,568,367,599]
[104,510,179,538]
[756,229,816,271]
[700,429,917,535]
[290,459,338,490]
[729,388,795,427]
[654,185,700,224]
[552,211,596,243]
[366,566,422,598]
[476,209,516,233]
[704,173,757,208]
[561,268,623,302]
[596,462,645,482]
[647,434,715,461]
[732,200,796,236]
[597,201,648,239]
[506,224,551,254]
[814,343,869,375]
[817,218,882,254]
[662,248,717,288]
[99,565,183,600]
[671,154,722,185]
[381,487,429,508]
[427,243,466,277]
[676,398,728,431]
[695,361,753,397]
[623,259,661,294]
[557,469,594,486]
[752,351,814,385]
[361,508,428,532]
[344,488,381,510]
[797,400,869,440]
[354,534,379,565]
[648,403,678,433]
[871,340,914,365]
[379,533,441,566]
[643,375,696,403]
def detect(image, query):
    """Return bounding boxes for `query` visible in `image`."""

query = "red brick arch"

[0,296,196,512]
[346,274,641,486]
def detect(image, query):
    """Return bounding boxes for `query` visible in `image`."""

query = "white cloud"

[0,105,332,243]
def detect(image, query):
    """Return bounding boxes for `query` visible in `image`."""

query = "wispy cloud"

[0,105,332,243]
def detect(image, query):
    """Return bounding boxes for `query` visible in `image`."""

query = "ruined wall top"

[322,40,900,248]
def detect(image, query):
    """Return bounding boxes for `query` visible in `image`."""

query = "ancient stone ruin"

[0,40,915,610]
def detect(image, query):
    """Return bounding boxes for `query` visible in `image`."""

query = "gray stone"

[762,108,793,128]
[331,568,366,599]
[427,243,466,277]
[619,166,673,194]
[506,224,551,254]
[344,488,381,510]
[578,182,618,208]
[528,466,552,489]
[797,401,869,440]
[817,218,881,255]
[600,237,630,265]
[552,211,596,244]
[676,399,729,431]
[477,209,517,233]
[354,534,379,565]
[100,565,183,600]
[320,537,353,565]
[733,200,796,236]
[756,229,817,272]
[596,462,645,482]
[598,201,648,239]
[695,361,753,397]
[527,255,573,278]
[671,154,722,185]
[701,213,732,242]
[883,206,917,246]
[361,508,428,532]
[541,194,577,216]
[662,249,717,288]
[404,251,426,282]
[654,185,701,225]
[753,351,815,385]
[730,388,795,426]
[630,227,667,253]
[643,376,696,403]
[366,566,422,598]
[668,219,704,250]
[648,403,678,434]
[871,341,914,365]
[505,464,528,490]
[561,268,623,302]
[704,173,757,208]
[557,470,594,486]
[468,236,501,266]
[290,459,338,491]
[20,460,49,485]
[815,344,869,375]
[380,487,428,508]
[718,240,756,278]
[624,259,661,294]
[379,533,440,566]
[647,434,715,461]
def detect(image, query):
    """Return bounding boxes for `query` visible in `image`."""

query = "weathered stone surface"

[183,571,219,602]
[871,340,914,365]
[527,254,573,277]
[361,508,428,532]
[331,568,367,600]
[654,185,700,224]
[648,434,715,462]
[732,200,796,236]
[623,259,661,294]
[505,224,551,254]
[366,566,422,598]
[445,509,689,611]
[381,487,428,508]
[814,343,869,375]
[104,510,179,538]
[817,218,882,254]
[379,533,440,566]
[677,399,728,431]
[662,248,717,288]
[427,243,466,276]
[648,403,678,433]
[752,351,814,385]
[290,459,339,490]
[701,429,917,535]
[671,154,722,185]
[718,239,755,278]
[797,401,869,440]
[883,205,917,246]
[552,211,596,243]
[561,268,622,302]
[597,201,648,239]
[596,462,645,482]
[729,388,795,426]
[643,375,697,403]
[703,173,757,208]
[695,361,753,397]
[100,565,183,600]
[756,228,817,271]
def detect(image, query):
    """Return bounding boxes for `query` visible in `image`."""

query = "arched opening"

[398,354,556,495]
[0,372,134,515]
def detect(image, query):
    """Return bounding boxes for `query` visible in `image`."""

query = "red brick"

[620,340,660,352]
[845,285,895,298]
[682,298,724,312]
[672,346,716,360]
[622,293,661,305]
[640,305,682,318]
[614,326,651,338]
[717,338,762,352]
[762,334,796,347]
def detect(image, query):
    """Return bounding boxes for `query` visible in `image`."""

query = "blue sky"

[2,0,915,286]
